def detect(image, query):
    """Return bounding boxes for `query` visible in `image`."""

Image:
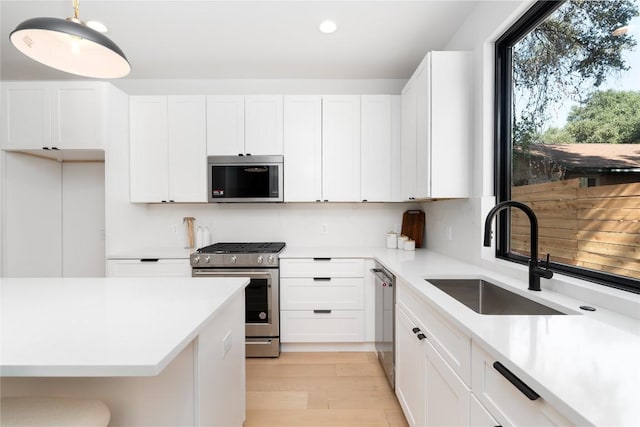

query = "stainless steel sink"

[426,278,565,315]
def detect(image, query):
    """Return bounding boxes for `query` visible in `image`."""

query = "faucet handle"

[539,253,554,279]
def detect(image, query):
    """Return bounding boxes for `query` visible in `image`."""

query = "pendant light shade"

[10,4,130,79]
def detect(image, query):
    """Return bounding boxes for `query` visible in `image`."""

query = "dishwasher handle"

[370,268,394,286]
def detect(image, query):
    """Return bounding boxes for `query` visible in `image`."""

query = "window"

[495,0,640,293]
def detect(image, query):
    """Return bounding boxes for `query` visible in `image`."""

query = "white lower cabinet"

[471,343,575,427]
[395,278,575,427]
[280,258,365,343]
[470,394,500,426]
[106,259,191,277]
[396,297,470,427]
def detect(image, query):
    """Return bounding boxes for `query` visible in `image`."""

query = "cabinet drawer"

[281,277,364,310]
[280,310,364,343]
[106,259,190,277]
[471,343,575,427]
[280,258,364,278]
[397,281,471,385]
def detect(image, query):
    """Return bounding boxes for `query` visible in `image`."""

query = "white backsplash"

[106,201,418,254]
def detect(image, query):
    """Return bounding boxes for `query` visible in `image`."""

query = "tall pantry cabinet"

[0,82,128,277]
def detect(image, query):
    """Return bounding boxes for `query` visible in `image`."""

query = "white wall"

[105,78,415,256]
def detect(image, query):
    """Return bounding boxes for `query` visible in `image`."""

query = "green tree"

[513,0,638,147]
[565,90,640,143]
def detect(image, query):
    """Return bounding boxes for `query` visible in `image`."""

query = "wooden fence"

[511,178,640,279]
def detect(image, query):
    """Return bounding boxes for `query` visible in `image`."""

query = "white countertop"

[282,246,640,426]
[0,277,248,377]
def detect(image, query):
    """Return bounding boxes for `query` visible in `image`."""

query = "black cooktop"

[197,242,286,254]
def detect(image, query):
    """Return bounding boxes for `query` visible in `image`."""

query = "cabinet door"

[130,96,169,202]
[430,51,472,198]
[396,306,426,427]
[400,79,417,201]
[283,95,322,202]
[470,394,499,427]
[414,55,431,199]
[245,95,283,155]
[168,96,207,202]
[206,96,244,155]
[51,82,104,149]
[1,82,51,149]
[424,333,470,426]
[322,95,361,202]
[3,152,62,277]
[361,95,392,202]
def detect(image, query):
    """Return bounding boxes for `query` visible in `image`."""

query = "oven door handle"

[193,271,272,279]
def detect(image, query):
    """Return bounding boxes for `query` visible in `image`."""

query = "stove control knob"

[231,256,237,264]
[192,256,200,264]
[203,256,211,264]
[267,255,275,264]
[257,255,264,264]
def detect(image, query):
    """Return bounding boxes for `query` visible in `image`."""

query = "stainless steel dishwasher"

[371,263,395,389]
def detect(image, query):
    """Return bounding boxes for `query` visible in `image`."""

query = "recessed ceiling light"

[319,20,337,34]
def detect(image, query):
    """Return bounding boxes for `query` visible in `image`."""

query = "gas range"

[190,242,286,268]
[190,241,286,357]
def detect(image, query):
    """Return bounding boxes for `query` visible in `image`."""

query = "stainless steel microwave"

[208,155,283,202]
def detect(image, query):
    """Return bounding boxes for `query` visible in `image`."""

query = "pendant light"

[10,0,130,79]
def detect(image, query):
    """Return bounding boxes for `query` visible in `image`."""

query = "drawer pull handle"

[313,277,331,281]
[313,257,331,261]
[313,309,332,314]
[140,258,159,262]
[416,333,427,340]
[411,327,421,334]
[493,362,540,401]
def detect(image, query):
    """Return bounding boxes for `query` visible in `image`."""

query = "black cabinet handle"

[313,309,332,314]
[313,257,331,261]
[313,277,331,281]
[416,333,426,340]
[411,327,421,334]
[140,258,159,262]
[493,362,540,401]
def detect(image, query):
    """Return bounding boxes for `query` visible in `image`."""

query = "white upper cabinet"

[130,96,206,203]
[167,96,207,202]
[206,95,283,156]
[361,95,401,202]
[51,82,105,149]
[401,79,418,201]
[401,51,472,200]
[322,95,361,202]
[1,81,105,151]
[283,95,322,202]
[130,97,169,203]
[244,95,283,155]
[206,96,244,156]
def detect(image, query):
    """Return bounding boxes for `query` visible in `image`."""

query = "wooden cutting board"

[401,210,425,248]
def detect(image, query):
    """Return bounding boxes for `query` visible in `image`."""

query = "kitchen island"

[0,277,248,426]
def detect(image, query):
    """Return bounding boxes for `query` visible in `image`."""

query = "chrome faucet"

[483,200,553,291]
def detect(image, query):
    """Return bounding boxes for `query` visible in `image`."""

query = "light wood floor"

[245,352,409,427]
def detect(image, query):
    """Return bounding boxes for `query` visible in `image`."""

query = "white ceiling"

[0,1,478,81]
